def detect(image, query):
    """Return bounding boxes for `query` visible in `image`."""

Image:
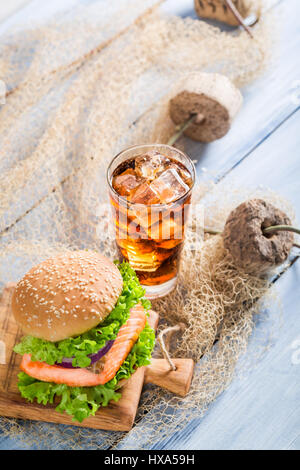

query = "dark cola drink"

[107,145,195,298]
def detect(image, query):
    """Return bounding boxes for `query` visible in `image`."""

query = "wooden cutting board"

[0,284,194,431]
[0,283,160,431]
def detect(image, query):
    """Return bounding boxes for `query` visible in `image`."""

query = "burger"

[12,251,155,423]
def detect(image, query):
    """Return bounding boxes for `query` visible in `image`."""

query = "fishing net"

[0,0,291,450]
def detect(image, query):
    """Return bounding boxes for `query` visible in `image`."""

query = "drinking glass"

[107,144,195,298]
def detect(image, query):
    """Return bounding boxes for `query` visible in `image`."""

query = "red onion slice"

[57,340,114,369]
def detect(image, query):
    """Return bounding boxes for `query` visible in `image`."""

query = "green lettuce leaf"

[17,322,155,422]
[14,261,151,368]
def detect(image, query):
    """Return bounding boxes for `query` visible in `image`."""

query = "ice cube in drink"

[150,168,190,204]
[130,182,160,204]
[112,168,143,197]
[135,151,170,181]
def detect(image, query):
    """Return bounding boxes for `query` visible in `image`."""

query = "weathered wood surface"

[115,114,300,450]
[0,1,30,24]
[0,0,299,450]
[115,0,300,451]
[145,110,300,451]
[145,263,300,450]
[0,0,163,233]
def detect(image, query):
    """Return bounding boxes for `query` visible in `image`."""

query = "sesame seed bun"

[12,251,123,342]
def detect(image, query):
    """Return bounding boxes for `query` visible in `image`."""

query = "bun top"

[12,251,123,342]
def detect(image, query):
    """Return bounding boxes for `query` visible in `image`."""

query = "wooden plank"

[0,0,160,36]
[0,0,299,451]
[114,5,300,450]
[142,111,300,450]
[0,0,163,233]
[1,0,293,234]
[0,1,31,24]
[185,0,300,177]
[0,283,160,432]
[218,109,300,219]
[153,263,300,450]
[115,100,300,451]
[0,0,77,34]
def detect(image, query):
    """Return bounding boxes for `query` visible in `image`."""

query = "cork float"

[169,72,243,143]
[194,0,255,37]
[206,199,299,275]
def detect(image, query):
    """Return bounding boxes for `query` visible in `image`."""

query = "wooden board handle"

[144,358,194,397]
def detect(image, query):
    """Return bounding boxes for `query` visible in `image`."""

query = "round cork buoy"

[169,73,243,143]
[223,199,294,275]
[194,0,250,26]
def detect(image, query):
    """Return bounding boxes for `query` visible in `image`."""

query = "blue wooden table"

[0,0,299,450]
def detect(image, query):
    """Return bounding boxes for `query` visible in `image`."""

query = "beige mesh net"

[0,0,290,450]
